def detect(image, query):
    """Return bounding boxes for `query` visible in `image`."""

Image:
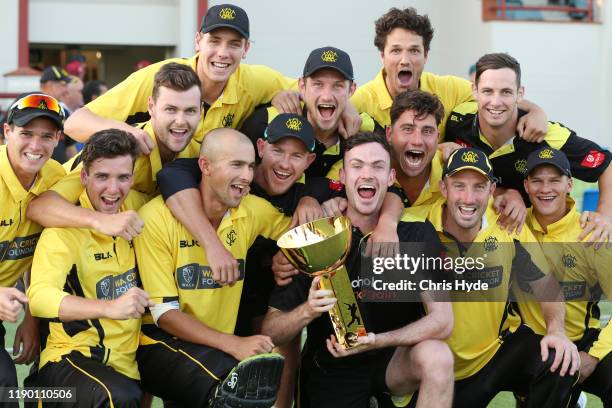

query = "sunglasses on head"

[8,93,64,119]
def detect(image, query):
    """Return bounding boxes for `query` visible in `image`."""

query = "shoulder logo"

[484,236,498,252]
[461,151,478,163]
[321,50,338,63]
[539,148,554,159]
[222,113,234,128]
[286,117,302,131]
[562,253,577,268]
[226,229,237,246]
[219,7,236,20]
[515,159,527,174]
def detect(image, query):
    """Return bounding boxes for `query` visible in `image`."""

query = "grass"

[4,303,610,407]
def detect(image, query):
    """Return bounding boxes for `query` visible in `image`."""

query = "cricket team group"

[1,3,611,408]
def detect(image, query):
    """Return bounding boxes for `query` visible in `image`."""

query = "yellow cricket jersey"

[28,189,148,379]
[516,198,612,361]
[0,146,65,287]
[51,122,200,203]
[417,197,550,379]
[86,55,296,144]
[351,69,473,138]
[134,194,292,341]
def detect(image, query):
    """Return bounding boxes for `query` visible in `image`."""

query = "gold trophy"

[277,216,366,349]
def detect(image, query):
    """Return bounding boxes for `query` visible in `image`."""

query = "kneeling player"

[28,129,151,407]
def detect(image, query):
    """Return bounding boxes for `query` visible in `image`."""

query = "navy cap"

[6,92,64,129]
[264,114,315,152]
[443,147,494,181]
[40,66,72,84]
[525,146,571,178]
[200,4,249,39]
[303,46,353,81]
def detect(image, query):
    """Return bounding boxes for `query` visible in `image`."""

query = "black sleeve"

[302,177,345,203]
[558,131,612,182]
[372,119,385,137]
[511,240,546,282]
[388,185,408,206]
[268,273,311,312]
[239,105,271,147]
[157,158,201,200]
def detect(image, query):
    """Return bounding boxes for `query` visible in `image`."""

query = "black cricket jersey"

[268,220,443,365]
[445,102,611,202]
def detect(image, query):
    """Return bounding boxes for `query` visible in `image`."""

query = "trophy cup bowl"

[277,216,367,348]
[277,216,352,274]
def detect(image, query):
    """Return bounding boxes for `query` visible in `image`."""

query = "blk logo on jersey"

[581,150,605,168]
[95,268,140,300]
[176,260,245,289]
[0,219,14,227]
[180,239,200,248]
[94,252,113,261]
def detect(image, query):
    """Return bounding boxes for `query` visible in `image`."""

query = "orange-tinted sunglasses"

[9,93,63,117]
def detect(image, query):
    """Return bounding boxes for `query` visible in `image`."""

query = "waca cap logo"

[539,148,555,159]
[219,7,236,20]
[321,50,338,63]
[515,159,527,174]
[286,118,303,131]
[38,100,49,110]
[461,151,479,164]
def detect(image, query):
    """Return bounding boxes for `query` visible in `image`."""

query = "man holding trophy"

[261,132,454,408]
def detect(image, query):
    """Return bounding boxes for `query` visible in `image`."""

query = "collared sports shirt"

[0,146,65,287]
[445,102,611,202]
[134,194,292,341]
[517,198,612,361]
[28,189,148,380]
[351,69,473,138]
[51,121,200,203]
[86,55,296,144]
[418,197,549,380]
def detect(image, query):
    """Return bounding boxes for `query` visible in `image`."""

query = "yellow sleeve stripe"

[451,101,478,116]
[543,122,572,150]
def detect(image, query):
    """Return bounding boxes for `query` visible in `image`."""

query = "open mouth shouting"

[100,195,121,210]
[398,68,413,89]
[457,204,478,218]
[357,183,377,200]
[317,103,336,120]
[403,149,425,168]
[230,183,249,197]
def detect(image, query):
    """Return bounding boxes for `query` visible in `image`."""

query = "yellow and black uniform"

[133,194,291,406]
[86,55,296,144]
[516,198,612,405]
[269,214,443,408]
[0,145,64,387]
[239,104,383,178]
[419,197,576,408]
[52,121,200,203]
[351,70,473,138]
[27,189,147,407]
[444,102,612,202]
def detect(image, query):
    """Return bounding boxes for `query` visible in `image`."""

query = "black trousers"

[26,351,142,408]
[454,325,576,408]
[137,330,237,408]
[570,328,612,407]
[0,321,19,408]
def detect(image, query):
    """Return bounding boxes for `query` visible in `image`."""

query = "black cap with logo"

[200,4,249,39]
[6,92,64,129]
[303,46,354,81]
[40,66,72,84]
[443,147,494,181]
[264,113,315,152]
[525,146,571,178]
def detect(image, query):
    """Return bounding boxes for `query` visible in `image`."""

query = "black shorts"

[454,325,576,408]
[137,325,237,407]
[26,350,142,408]
[570,327,612,406]
[0,321,18,408]
[298,346,397,408]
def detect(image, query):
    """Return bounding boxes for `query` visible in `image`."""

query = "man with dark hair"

[352,7,548,140]
[262,131,454,408]
[0,93,65,392]
[445,52,612,241]
[516,147,612,407]
[27,129,151,407]
[417,147,579,407]
[27,62,202,241]
[134,128,289,407]
[82,80,109,104]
